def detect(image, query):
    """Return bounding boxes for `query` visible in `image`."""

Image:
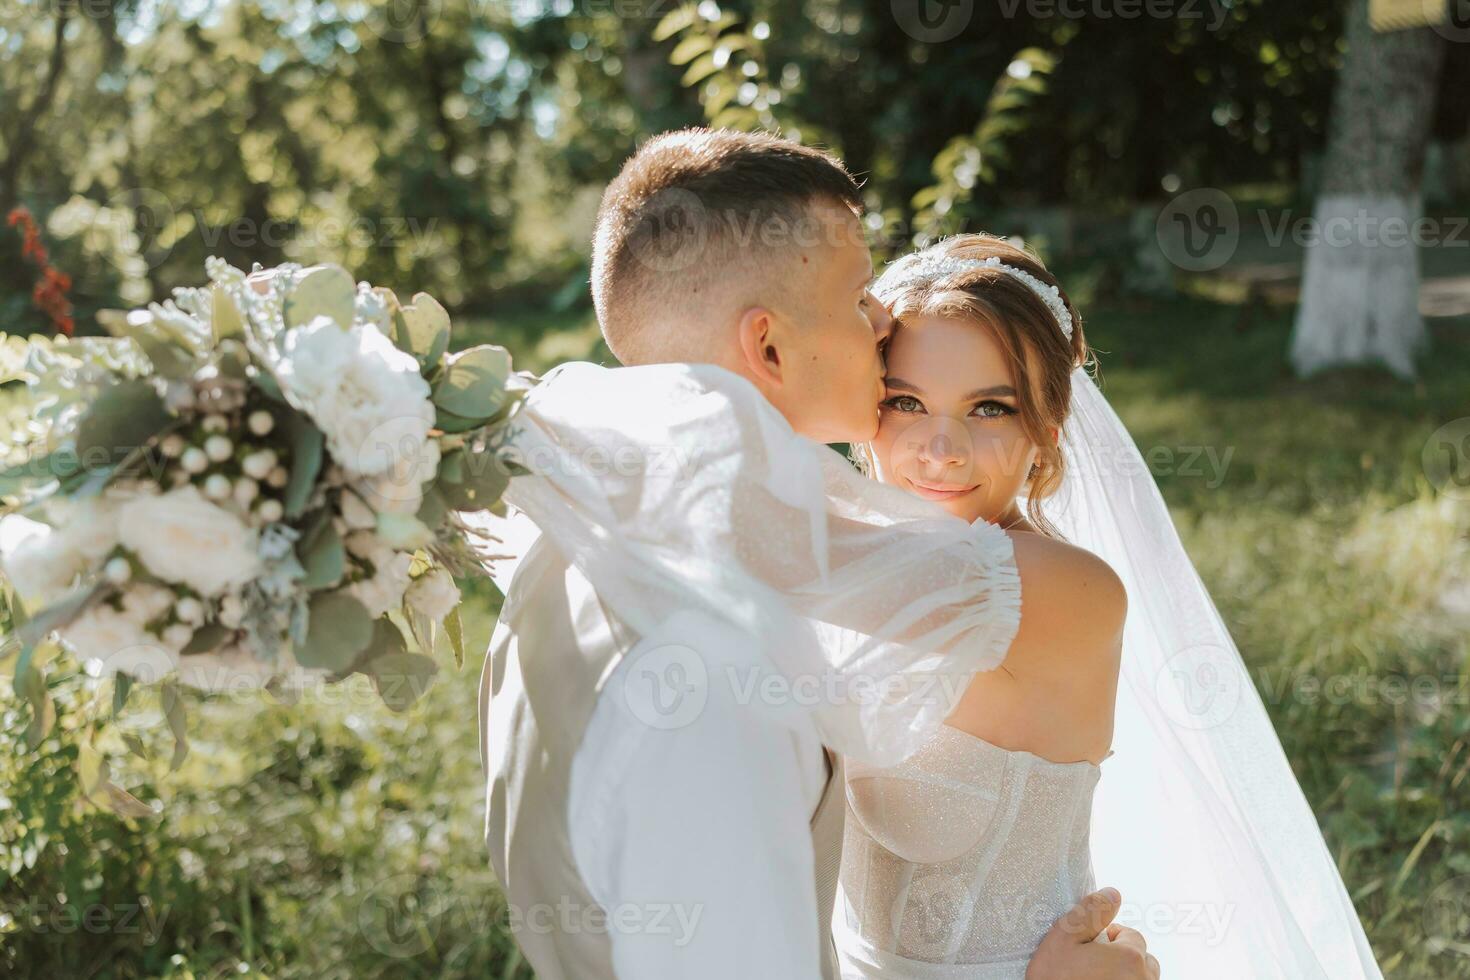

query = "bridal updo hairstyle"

[864,234,1093,539]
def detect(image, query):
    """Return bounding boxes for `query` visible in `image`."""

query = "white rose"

[0,495,123,602]
[405,567,460,623]
[58,584,180,683]
[345,531,414,617]
[276,316,435,480]
[117,484,261,597]
[175,643,278,692]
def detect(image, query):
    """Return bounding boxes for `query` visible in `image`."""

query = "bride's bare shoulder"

[1006,531,1127,655]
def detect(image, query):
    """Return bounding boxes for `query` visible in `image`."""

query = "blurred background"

[1,0,1469,976]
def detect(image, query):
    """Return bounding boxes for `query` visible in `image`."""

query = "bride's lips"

[906,478,979,501]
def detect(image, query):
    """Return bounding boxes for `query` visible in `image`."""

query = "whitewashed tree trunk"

[1290,0,1446,379]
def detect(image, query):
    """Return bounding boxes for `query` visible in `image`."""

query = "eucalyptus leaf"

[298,592,374,672]
[75,381,171,469]
[432,344,511,421]
[281,410,324,519]
[298,517,346,590]
[415,485,448,529]
[434,408,490,434]
[365,648,438,713]
[439,449,510,512]
[284,265,356,330]
[393,292,451,370]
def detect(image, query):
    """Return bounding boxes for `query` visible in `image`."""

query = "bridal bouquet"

[0,260,525,747]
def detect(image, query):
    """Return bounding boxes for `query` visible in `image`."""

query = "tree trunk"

[1289,0,1446,379]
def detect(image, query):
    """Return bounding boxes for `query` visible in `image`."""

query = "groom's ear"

[735,306,785,389]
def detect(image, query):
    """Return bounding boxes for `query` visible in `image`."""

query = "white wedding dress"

[836,726,1111,979]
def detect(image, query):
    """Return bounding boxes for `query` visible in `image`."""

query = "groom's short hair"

[591,128,863,365]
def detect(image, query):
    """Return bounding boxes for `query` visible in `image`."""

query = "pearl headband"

[875,249,1075,341]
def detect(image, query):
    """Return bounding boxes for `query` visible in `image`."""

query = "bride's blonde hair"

[855,234,1093,539]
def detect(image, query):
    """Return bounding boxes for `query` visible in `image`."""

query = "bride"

[835,235,1383,978]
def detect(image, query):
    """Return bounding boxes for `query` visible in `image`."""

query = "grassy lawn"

[3,286,1469,977]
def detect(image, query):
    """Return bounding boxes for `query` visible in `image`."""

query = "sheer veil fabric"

[472,361,1023,767]
[1045,365,1381,978]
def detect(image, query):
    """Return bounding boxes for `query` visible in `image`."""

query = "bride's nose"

[914,418,971,469]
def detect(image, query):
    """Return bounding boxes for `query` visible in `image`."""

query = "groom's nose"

[867,290,894,347]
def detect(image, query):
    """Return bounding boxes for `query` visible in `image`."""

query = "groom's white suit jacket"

[479,529,847,979]
[475,362,1023,980]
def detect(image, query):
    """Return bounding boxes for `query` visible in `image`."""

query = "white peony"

[345,531,414,617]
[276,316,435,480]
[58,584,180,683]
[405,567,460,623]
[117,484,261,597]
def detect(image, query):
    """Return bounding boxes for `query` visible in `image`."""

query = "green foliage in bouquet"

[0,260,531,815]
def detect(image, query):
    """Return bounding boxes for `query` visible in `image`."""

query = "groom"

[480,128,1158,980]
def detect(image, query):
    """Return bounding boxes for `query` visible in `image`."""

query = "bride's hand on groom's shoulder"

[1025,888,1160,980]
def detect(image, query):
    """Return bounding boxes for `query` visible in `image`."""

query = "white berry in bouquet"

[204,434,233,462]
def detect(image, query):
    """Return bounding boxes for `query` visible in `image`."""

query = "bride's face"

[867,313,1039,524]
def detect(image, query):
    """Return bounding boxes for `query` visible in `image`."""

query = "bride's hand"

[1025,888,1160,980]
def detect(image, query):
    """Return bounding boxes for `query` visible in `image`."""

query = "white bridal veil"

[1045,365,1382,978]
[474,356,1382,977]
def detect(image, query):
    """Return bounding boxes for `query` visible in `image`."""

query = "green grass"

[2,289,1469,977]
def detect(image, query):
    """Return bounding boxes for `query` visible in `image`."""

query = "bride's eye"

[971,400,1017,420]
[882,395,924,414]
